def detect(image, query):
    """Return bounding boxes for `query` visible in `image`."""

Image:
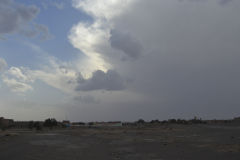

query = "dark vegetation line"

[1,116,240,131]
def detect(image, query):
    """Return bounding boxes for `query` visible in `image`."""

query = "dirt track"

[1,124,240,160]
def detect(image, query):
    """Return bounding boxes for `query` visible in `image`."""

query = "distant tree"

[43,118,58,128]
[150,119,160,124]
[161,120,168,124]
[88,122,94,126]
[168,119,177,124]
[176,119,188,124]
[0,121,3,131]
[78,122,85,125]
[0,124,6,131]
[28,121,34,129]
[137,119,145,124]
[33,122,42,130]
[189,116,205,124]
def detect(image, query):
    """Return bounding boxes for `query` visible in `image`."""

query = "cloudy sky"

[0,0,240,121]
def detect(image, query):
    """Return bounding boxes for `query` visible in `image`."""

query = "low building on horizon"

[90,121,122,127]
[62,120,71,127]
[0,117,14,129]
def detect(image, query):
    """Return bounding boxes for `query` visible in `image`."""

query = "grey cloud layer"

[74,95,100,104]
[219,0,233,5]
[0,0,50,39]
[105,0,240,119]
[181,0,233,5]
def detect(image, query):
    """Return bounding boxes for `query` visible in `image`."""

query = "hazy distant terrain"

[1,124,240,160]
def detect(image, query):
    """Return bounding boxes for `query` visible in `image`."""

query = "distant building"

[107,121,122,127]
[91,121,122,127]
[13,121,31,128]
[0,117,14,128]
[71,122,85,127]
[233,117,240,123]
[62,120,71,127]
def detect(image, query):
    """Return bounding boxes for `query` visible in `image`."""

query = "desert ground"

[1,124,240,160]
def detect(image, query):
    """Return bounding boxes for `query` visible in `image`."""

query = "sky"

[0,0,240,122]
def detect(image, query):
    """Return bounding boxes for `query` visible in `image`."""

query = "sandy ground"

[0,124,240,160]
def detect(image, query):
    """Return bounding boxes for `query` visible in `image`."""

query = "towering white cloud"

[72,0,135,20]
[69,0,137,76]
[66,0,138,92]
[69,21,111,75]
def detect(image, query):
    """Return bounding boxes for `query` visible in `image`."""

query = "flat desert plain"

[1,124,240,160]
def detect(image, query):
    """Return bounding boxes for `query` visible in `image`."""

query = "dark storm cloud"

[107,0,240,120]
[110,30,143,59]
[76,70,125,91]
[0,0,50,39]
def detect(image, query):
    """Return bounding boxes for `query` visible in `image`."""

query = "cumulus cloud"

[0,0,51,39]
[1,56,125,94]
[1,62,76,94]
[76,70,125,91]
[7,43,79,94]
[0,58,7,72]
[2,77,33,93]
[1,41,122,94]
[1,66,34,93]
[7,67,33,82]
[29,65,78,94]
